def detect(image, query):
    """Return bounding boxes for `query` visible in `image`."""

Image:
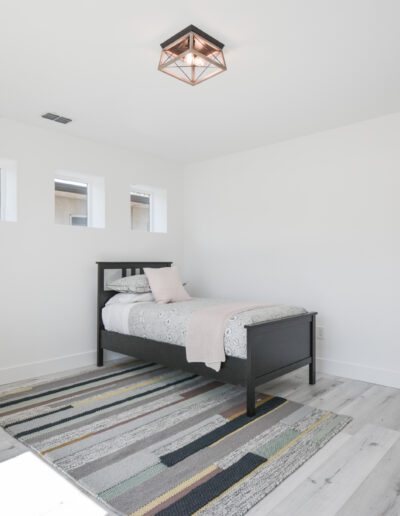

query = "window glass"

[54,179,88,226]
[130,191,151,231]
[130,185,167,233]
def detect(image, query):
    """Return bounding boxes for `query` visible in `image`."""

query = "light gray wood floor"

[1,366,399,516]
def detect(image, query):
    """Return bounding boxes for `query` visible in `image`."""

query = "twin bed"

[97,261,317,416]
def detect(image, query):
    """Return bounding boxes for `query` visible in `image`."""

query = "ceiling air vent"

[42,112,72,124]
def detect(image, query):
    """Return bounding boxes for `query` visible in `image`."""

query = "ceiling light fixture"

[158,25,226,86]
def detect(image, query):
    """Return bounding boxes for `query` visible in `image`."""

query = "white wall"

[0,118,184,384]
[2,113,400,389]
[184,113,400,388]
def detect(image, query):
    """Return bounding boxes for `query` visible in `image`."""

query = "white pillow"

[106,274,151,293]
[143,266,191,304]
[106,292,154,305]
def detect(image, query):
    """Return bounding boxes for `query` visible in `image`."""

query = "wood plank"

[337,437,400,516]
[307,377,372,412]
[337,384,400,434]
[286,374,346,405]
[264,424,399,516]
[258,368,308,398]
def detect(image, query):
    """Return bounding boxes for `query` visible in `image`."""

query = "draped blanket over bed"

[186,302,263,371]
[102,298,307,365]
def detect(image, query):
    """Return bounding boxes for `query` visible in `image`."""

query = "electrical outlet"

[316,326,325,340]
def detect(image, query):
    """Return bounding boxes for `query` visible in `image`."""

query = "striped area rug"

[0,360,350,515]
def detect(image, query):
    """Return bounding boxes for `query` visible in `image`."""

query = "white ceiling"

[1,0,399,163]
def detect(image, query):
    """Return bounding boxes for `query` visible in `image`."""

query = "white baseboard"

[317,356,400,389]
[0,351,97,386]
[0,349,129,386]
[2,351,399,390]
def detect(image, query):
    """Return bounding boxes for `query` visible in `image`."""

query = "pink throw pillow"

[143,267,191,304]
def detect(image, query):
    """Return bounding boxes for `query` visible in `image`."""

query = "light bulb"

[194,56,205,66]
[184,53,205,67]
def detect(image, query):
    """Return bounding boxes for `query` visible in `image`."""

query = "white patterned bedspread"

[102,298,307,359]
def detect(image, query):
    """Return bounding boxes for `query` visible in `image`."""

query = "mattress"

[102,298,307,359]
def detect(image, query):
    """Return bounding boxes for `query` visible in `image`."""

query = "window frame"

[0,159,17,222]
[0,168,5,220]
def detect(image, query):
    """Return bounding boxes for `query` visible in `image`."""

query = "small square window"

[131,191,151,231]
[55,179,88,226]
[130,185,167,233]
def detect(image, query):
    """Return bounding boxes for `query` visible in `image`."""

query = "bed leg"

[97,347,104,367]
[246,382,256,417]
[309,314,316,384]
[309,360,316,385]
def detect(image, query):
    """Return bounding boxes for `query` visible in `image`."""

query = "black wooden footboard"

[245,312,317,416]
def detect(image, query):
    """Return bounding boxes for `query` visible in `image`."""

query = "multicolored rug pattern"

[0,361,351,515]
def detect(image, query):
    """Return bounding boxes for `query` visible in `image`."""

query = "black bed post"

[97,263,104,367]
[246,332,256,417]
[309,314,316,384]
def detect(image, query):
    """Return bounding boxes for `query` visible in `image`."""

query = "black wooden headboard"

[96,261,172,315]
[96,261,172,345]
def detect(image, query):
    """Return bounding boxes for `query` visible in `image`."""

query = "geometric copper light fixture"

[158,25,227,86]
